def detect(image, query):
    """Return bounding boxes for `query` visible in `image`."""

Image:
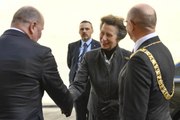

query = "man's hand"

[61,109,72,117]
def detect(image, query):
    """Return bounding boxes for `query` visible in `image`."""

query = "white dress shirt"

[133,32,157,52]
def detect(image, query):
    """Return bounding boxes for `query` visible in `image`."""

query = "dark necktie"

[79,43,88,62]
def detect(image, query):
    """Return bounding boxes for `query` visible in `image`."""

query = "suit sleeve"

[41,48,73,116]
[122,55,151,120]
[69,54,89,101]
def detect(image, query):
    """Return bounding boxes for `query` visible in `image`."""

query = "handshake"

[61,109,72,117]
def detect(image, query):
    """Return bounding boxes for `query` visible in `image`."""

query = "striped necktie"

[79,43,88,62]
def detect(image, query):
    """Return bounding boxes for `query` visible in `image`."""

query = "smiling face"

[79,22,93,41]
[100,23,118,50]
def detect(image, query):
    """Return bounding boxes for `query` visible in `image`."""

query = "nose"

[101,34,107,41]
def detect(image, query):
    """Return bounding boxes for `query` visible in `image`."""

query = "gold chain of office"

[130,41,174,100]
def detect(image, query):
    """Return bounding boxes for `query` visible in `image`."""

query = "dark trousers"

[88,112,120,120]
[74,82,90,120]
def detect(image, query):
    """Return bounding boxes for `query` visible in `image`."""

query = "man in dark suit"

[0,6,73,120]
[69,15,131,120]
[67,20,100,120]
[118,3,175,120]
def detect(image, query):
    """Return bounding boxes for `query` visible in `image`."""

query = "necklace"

[130,41,174,100]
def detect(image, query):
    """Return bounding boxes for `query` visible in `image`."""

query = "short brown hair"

[100,14,127,41]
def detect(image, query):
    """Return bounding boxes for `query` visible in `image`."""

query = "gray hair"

[11,6,43,25]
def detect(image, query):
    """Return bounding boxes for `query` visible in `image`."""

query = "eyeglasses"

[123,20,136,26]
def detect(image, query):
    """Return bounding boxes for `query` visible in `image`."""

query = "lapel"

[91,39,99,49]
[75,40,81,56]
[73,40,81,63]
[99,46,123,73]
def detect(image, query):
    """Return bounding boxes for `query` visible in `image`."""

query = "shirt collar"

[81,38,92,47]
[10,27,25,33]
[133,32,157,52]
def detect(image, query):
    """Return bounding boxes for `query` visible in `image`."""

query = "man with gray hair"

[0,6,73,120]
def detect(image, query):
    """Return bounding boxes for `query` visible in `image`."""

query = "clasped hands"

[100,100,119,117]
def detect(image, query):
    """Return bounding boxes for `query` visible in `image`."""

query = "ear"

[29,22,36,35]
[129,20,135,32]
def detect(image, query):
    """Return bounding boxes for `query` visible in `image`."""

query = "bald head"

[11,6,43,27]
[127,3,157,29]
[11,6,44,41]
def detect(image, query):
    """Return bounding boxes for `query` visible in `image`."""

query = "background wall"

[0,0,180,87]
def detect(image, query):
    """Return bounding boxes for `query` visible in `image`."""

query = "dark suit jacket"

[119,36,175,120]
[0,30,73,120]
[69,46,131,119]
[67,39,100,83]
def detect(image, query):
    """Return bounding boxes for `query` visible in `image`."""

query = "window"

[175,63,180,77]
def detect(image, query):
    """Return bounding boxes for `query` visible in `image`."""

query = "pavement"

[42,92,76,120]
[43,106,76,120]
